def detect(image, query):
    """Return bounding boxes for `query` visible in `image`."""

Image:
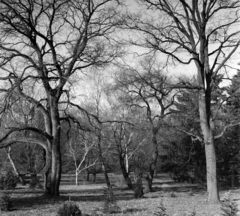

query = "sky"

[122,0,240,85]
[1,0,240,96]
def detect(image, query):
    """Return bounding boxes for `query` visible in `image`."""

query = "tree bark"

[119,155,133,189]
[50,133,61,196]
[41,146,52,195]
[6,147,26,185]
[199,90,219,203]
[50,132,61,196]
[97,131,111,189]
[49,98,62,196]
[75,170,79,186]
[193,30,219,202]
[148,129,158,192]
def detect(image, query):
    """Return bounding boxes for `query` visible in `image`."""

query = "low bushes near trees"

[29,176,43,189]
[102,186,121,214]
[0,170,18,190]
[0,192,12,212]
[57,201,82,216]
[221,191,239,216]
[154,200,168,216]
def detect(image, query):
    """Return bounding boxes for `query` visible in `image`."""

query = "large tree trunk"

[50,128,61,196]
[49,99,62,196]
[199,90,219,203]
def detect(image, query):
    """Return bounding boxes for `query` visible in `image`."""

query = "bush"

[154,200,196,216]
[134,177,144,198]
[221,191,239,216]
[0,192,12,211]
[102,187,120,214]
[0,170,18,190]
[57,201,82,216]
[154,201,168,216]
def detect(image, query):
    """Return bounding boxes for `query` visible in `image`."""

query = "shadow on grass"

[10,189,136,211]
[9,183,205,211]
[122,208,147,214]
[8,172,208,211]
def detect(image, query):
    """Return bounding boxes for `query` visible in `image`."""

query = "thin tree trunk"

[101,162,111,188]
[75,170,78,186]
[148,129,158,192]
[97,132,111,189]
[6,147,26,184]
[86,170,90,181]
[43,169,51,194]
[6,147,19,176]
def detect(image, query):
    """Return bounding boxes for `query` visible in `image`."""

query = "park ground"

[1,173,240,216]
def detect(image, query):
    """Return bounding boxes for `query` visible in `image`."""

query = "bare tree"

[127,0,240,202]
[65,131,98,185]
[0,0,123,196]
[110,122,145,189]
[115,56,177,191]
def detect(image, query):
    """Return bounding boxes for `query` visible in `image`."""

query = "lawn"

[1,173,240,216]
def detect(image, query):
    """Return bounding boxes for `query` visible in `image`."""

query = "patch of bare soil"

[1,174,240,216]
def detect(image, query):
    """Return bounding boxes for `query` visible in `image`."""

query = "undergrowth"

[221,191,239,216]
[57,201,81,216]
[0,192,12,212]
[102,186,121,214]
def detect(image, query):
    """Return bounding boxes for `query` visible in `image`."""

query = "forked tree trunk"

[119,155,133,189]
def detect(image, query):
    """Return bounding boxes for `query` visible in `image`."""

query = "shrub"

[154,200,196,216]
[0,170,18,190]
[57,201,81,216]
[0,192,12,211]
[221,191,238,216]
[186,211,196,216]
[170,191,177,198]
[154,200,169,216]
[134,177,143,198]
[102,187,120,214]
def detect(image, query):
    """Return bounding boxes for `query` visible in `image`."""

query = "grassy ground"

[1,173,240,216]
